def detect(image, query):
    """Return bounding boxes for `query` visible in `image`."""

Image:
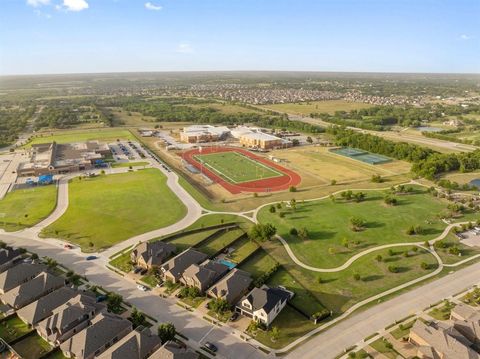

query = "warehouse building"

[180,125,230,143]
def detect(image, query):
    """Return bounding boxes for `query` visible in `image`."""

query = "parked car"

[229,312,239,322]
[204,342,218,353]
[137,284,148,292]
[140,268,148,275]
[96,295,108,302]
[64,244,73,249]
[86,256,97,261]
[133,267,142,274]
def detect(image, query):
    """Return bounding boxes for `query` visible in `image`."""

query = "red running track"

[181,147,301,194]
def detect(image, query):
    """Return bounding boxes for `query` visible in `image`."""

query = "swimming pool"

[218,259,236,269]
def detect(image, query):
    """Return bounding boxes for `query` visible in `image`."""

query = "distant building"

[17,141,111,177]
[149,340,199,359]
[160,248,208,283]
[231,126,290,150]
[180,125,230,143]
[180,260,229,293]
[96,327,161,359]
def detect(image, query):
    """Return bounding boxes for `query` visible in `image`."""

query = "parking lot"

[459,229,480,247]
[109,141,147,163]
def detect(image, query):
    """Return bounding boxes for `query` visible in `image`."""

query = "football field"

[193,151,283,184]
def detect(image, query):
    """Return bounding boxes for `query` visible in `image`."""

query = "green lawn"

[0,186,57,231]
[12,333,53,359]
[41,169,186,252]
[462,287,480,306]
[197,228,245,256]
[25,128,135,146]
[369,338,398,359]
[141,274,159,287]
[111,161,149,168]
[43,349,68,359]
[435,231,480,265]
[0,315,33,343]
[164,228,221,252]
[252,306,316,350]
[109,250,133,272]
[391,319,416,340]
[238,249,278,279]
[194,151,282,184]
[267,267,327,317]
[228,237,259,264]
[181,296,206,308]
[428,301,455,320]
[259,187,451,268]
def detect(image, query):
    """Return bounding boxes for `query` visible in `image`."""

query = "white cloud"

[145,2,162,11]
[176,42,194,54]
[62,0,89,11]
[27,0,50,7]
[460,34,473,40]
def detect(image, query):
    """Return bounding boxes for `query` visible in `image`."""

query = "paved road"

[285,261,480,359]
[0,232,266,359]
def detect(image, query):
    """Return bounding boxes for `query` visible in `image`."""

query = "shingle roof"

[0,272,65,309]
[161,248,208,279]
[17,286,78,325]
[149,341,199,359]
[208,268,251,304]
[60,312,131,358]
[240,286,291,314]
[0,263,46,293]
[133,241,176,267]
[96,327,160,359]
[0,248,23,267]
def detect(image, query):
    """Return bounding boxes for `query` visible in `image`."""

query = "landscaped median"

[40,169,187,252]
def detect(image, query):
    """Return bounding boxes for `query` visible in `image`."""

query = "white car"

[137,284,148,292]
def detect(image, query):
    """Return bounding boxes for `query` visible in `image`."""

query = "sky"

[0,0,479,75]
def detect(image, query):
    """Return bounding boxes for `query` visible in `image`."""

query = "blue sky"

[0,0,479,75]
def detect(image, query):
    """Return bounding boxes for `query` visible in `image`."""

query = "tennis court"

[330,147,392,165]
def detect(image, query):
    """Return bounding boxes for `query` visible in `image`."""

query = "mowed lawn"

[26,128,135,147]
[42,169,186,251]
[194,151,282,184]
[0,185,57,231]
[259,187,449,268]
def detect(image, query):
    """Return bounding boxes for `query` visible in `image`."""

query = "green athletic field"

[193,151,282,184]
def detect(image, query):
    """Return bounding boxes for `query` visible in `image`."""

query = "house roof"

[161,248,208,279]
[0,248,23,268]
[451,303,478,321]
[208,268,252,304]
[38,294,105,334]
[203,261,229,277]
[96,327,160,359]
[17,286,79,325]
[182,260,228,287]
[133,241,176,267]
[0,263,46,293]
[149,341,199,359]
[239,286,292,314]
[0,272,64,309]
[410,321,480,358]
[60,312,132,358]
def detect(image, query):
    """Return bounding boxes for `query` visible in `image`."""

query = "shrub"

[289,186,297,192]
[269,205,276,213]
[254,262,280,287]
[158,323,176,344]
[388,265,399,273]
[289,227,298,236]
[331,179,337,185]
[353,272,361,281]
[375,254,383,262]
[350,217,366,231]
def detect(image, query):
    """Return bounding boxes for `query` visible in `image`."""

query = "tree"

[129,307,147,328]
[384,195,397,206]
[209,298,230,317]
[388,265,399,273]
[353,192,366,203]
[270,326,280,341]
[292,139,300,146]
[306,136,313,144]
[158,323,176,343]
[375,254,383,262]
[298,227,309,240]
[353,272,361,281]
[331,179,337,186]
[107,293,123,313]
[371,174,384,183]
[44,257,58,268]
[342,238,349,248]
[269,205,276,213]
[289,186,297,192]
[289,227,298,236]
[289,198,297,211]
[248,223,277,242]
[350,217,366,232]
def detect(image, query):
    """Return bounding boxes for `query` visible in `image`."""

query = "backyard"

[41,169,186,251]
[11,333,53,359]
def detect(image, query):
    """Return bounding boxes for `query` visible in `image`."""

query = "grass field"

[238,249,278,278]
[111,161,149,168]
[0,186,57,231]
[194,151,282,184]
[259,187,450,268]
[197,228,245,256]
[25,128,135,146]
[228,237,259,264]
[258,100,372,115]
[268,147,411,187]
[42,169,186,252]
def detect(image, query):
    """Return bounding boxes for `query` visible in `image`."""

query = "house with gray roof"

[60,312,132,359]
[236,285,293,327]
[409,320,480,359]
[0,263,46,294]
[38,294,106,346]
[451,303,480,346]
[0,247,23,273]
[96,326,161,359]
[207,268,252,305]
[180,260,229,293]
[161,248,208,283]
[0,272,65,309]
[17,286,79,325]
[131,241,176,270]
[149,340,199,359]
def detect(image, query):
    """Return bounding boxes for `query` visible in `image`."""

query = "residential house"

[207,269,252,306]
[38,294,106,346]
[17,286,78,325]
[96,327,161,359]
[161,248,208,283]
[0,272,65,309]
[0,247,23,273]
[149,340,199,359]
[451,303,480,346]
[180,260,229,293]
[0,263,46,294]
[409,321,480,359]
[60,312,131,359]
[131,241,176,270]
[236,285,293,327]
